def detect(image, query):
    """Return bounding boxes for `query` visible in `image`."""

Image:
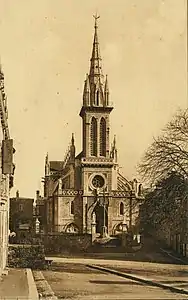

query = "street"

[42,254,188,299]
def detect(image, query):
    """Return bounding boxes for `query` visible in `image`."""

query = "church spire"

[45,152,49,176]
[89,14,104,85]
[83,73,90,106]
[80,14,113,114]
[70,133,75,161]
[104,75,109,106]
[71,133,75,146]
[110,135,118,162]
[45,152,48,164]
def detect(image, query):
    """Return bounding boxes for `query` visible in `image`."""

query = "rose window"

[92,175,105,188]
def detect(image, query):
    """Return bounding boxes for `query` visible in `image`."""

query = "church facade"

[44,16,142,237]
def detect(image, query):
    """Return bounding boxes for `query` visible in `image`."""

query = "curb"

[160,248,188,265]
[86,264,188,296]
[32,270,58,300]
[26,269,39,300]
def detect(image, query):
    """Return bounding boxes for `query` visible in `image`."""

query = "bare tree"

[138,109,188,184]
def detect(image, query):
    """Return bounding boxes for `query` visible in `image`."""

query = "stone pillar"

[91,223,96,243]
[101,226,108,238]
[122,232,127,248]
[82,197,88,233]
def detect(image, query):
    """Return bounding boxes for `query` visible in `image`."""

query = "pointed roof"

[45,153,49,166]
[80,15,114,115]
[89,14,104,84]
[83,74,90,106]
[49,161,64,172]
[113,135,116,148]
[104,75,109,92]
[71,133,75,146]
[83,74,90,93]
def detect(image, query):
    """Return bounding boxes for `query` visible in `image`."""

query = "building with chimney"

[44,16,143,237]
[9,191,34,239]
[0,65,15,277]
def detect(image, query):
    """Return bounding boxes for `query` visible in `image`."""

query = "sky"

[0,0,187,198]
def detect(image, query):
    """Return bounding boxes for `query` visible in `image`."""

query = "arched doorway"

[93,202,108,235]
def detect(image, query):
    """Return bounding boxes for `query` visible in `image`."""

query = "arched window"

[96,90,99,106]
[71,201,74,215]
[90,117,97,156]
[100,118,106,156]
[120,202,124,215]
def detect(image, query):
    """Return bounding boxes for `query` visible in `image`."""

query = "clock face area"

[89,174,106,191]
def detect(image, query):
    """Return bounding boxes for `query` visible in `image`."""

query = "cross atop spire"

[93,13,100,28]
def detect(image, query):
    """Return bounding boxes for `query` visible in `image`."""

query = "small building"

[10,191,34,240]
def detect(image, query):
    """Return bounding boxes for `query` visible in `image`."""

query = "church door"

[93,203,108,234]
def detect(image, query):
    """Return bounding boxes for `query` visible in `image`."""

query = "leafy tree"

[141,172,188,231]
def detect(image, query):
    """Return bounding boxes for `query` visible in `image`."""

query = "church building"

[44,16,143,237]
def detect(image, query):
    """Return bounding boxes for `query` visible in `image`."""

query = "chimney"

[16,190,19,198]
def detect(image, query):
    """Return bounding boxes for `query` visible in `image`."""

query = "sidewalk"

[87,264,188,296]
[0,268,29,300]
[160,247,188,265]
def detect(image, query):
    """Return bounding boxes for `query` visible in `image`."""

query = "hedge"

[8,244,46,269]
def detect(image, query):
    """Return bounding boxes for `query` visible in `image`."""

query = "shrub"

[8,244,46,269]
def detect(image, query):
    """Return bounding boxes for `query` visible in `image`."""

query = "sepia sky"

[0,0,187,198]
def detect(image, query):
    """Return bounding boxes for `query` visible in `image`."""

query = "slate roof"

[49,161,64,172]
[75,151,83,160]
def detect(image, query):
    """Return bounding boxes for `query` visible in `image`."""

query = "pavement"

[160,247,188,264]
[0,268,39,300]
[0,268,29,299]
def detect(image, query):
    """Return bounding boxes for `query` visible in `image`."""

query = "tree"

[140,172,188,231]
[138,109,188,185]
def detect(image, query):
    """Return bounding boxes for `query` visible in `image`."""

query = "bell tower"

[80,14,113,159]
[79,15,117,234]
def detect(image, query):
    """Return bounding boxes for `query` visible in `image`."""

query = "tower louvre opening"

[90,117,97,156]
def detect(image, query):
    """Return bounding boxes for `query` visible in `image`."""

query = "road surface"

[42,256,188,299]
